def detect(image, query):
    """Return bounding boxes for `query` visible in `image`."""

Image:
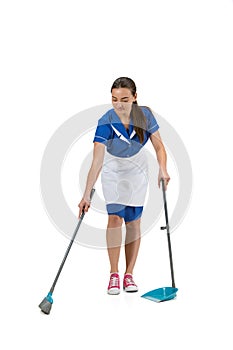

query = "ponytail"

[131,101,146,144]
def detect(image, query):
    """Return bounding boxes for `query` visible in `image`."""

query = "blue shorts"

[106,204,143,223]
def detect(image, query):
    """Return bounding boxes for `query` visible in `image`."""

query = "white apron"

[101,126,149,207]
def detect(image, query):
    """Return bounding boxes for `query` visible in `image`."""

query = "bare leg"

[106,215,123,273]
[124,218,141,275]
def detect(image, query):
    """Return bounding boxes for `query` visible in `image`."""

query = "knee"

[125,220,141,241]
[126,219,141,231]
[108,215,123,228]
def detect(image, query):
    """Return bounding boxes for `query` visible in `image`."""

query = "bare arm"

[150,130,170,189]
[78,142,105,217]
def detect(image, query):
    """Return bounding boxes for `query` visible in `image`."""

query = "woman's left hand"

[158,170,170,190]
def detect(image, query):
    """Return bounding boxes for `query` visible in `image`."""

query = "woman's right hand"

[78,197,91,218]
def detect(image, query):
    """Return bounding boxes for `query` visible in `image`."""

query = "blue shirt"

[93,107,159,158]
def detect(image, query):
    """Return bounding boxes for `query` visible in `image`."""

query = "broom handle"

[161,179,176,288]
[49,188,95,294]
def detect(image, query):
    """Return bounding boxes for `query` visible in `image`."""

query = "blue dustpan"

[141,179,178,303]
[141,287,178,302]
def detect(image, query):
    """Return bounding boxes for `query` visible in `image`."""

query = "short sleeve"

[93,116,112,145]
[142,107,159,135]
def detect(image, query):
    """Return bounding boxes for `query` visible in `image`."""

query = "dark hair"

[111,77,146,143]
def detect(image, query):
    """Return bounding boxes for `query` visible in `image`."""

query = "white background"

[1,0,233,349]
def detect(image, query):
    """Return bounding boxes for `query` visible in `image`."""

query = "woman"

[78,77,170,295]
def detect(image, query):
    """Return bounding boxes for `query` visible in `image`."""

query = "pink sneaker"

[107,273,120,295]
[123,274,138,292]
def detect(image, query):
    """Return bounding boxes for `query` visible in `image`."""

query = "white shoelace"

[110,276,119,287]
[125,277,136,285]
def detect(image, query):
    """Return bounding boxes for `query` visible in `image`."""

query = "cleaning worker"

[78,77,170,295]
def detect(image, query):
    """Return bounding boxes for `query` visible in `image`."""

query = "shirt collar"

[110,109,134,140]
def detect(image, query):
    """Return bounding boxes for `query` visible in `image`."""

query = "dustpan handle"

[160,179,176,288]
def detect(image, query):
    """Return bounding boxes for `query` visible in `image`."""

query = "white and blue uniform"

[93,107,159,222]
